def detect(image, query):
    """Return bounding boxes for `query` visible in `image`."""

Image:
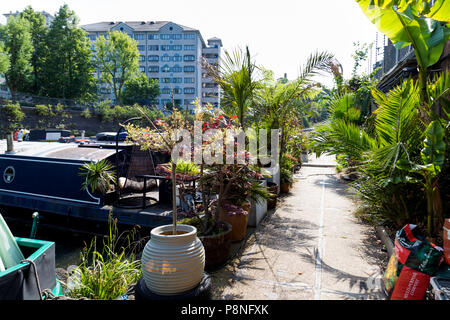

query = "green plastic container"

[0,214,25,269]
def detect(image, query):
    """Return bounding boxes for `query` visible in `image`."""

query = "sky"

[0,0,382,88]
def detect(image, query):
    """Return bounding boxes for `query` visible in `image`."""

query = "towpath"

[212,155,387,300]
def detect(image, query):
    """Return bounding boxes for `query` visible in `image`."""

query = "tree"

[351,41,371,76]
[0,102,25,152]
[0,42,10,75]
[19,6,49,95]
[203,46,259,130]
[43,4,96,100]
[95,30,140,104]
[0,15,33,102]
[121,73,160,106]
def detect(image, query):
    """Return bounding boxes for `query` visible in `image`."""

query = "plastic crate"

[430,277,450,300]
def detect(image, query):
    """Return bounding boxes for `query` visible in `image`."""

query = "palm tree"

[203,46,259,130]
[254,51,336,163]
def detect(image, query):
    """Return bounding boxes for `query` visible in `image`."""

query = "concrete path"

[212,155,387,300]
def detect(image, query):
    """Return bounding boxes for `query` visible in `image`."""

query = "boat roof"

[0,141,118,162]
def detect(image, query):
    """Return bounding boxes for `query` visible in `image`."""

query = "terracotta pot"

[280,182,290,193]
[141,224,205,296]
[219,204,249,242]
[198,221,232,270]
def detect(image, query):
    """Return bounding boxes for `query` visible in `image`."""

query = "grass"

[64,214,146,300]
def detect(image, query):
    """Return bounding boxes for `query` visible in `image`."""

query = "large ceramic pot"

[199,221,232,270]
[141,224,205,296]
[267,182,278,209]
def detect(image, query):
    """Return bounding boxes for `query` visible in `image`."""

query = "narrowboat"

[0,139,174,233]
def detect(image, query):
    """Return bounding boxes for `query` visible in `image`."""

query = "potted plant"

[266,181,278,209]
[125,109,206,295]
[79,159,116,196]
[280,168,293,193]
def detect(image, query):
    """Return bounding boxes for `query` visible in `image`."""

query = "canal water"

[6,215,150,269]
[7,221,92,268]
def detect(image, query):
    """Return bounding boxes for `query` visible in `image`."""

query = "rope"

[20,259,43,300]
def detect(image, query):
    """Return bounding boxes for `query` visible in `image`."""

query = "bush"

[0,102,25,136]
[80,108,91,118]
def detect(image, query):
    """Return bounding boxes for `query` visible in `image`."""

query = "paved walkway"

[212,155,387,300]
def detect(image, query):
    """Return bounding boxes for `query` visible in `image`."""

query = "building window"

[172,65,182,72]
[148,55,159,61]
[184,45,195,51]
[173,54,182,62]
[137,45,146,51]
[148,45,159,51]
[184,66,195,73]
[173,34,182,40]
[184,55,195,62]
[184,87,195,94]
[184,99,193,105]
[140,55,146,62]
[184,34,195,39]
[134,34,145,40]
[203,53,218,59]
[161,65,171,72]
[139,66,145,72]
[161,99,171,105]
[160,34,171,40]
[161,55,171,62]
[161,45,171,51]
[148,66,159,72]
[148,34,159,40]
[172,77,183,83]
[173,87,182,94]
[172,45,182,51]
[161,87,171,94]
[161,78,171,83]
[88,34,97,41]
[184,77,195,83]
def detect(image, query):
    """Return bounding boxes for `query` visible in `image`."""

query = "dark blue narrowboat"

[0,140,173,233]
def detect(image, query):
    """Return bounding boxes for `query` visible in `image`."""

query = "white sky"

[1,0,381,88]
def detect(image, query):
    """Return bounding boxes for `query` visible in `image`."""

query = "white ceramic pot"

[141,224,205,295]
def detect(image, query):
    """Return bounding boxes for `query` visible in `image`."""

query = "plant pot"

[280,182,290,193]
[198,221,232,270]
[222,213,248,242]
[141,224,205,296]
[219,203,249,242]
[267,182,278,209]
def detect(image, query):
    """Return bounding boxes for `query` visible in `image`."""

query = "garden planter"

[267,182,278,210]
[248,181,268,227]
[220,202,250,242]
[280,182,290,193]
[199,221,232,270]
[222,211,248,242]
[141,224,205,296]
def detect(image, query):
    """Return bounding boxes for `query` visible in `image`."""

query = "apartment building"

[81,21,222,110]
[4,10,54,26]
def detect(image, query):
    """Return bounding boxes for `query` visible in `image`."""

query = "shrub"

[64,215,144,300]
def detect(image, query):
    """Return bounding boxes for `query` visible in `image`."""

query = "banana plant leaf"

[355,0,450,68]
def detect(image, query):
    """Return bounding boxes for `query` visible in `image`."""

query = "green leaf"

[421,120,445,170]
